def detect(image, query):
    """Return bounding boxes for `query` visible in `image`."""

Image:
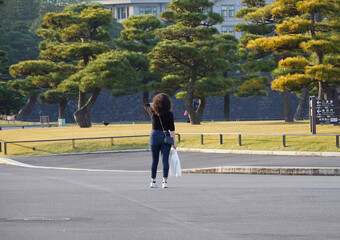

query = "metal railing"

[1,133,340,155]
[0,135,149,155]
[176,133,340,149]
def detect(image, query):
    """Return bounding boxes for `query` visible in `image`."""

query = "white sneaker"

[150,182,158,188]
[162,182,168,188]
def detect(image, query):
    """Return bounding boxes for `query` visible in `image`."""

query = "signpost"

[309,97,340,134]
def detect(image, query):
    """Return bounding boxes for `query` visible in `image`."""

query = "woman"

[144,93,177,188]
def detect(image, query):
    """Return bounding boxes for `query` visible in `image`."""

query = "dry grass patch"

[1,120,340,156]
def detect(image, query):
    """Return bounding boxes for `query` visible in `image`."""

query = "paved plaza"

[1,151,340,240]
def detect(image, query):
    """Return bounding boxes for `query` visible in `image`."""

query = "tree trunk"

[73,107,91,128]
[16,94,38,121]
[58,98,68,119]
[3,106,9,116]
[318,81,334,100]
[74,88,101,128]
[75,90,90,127]
[294,86,309,120]
[78,91,87,109]
[325,89,335,100]
[318,81,324,100]
[282,90,293,122]
[185,79,200,125]
[224,94,230,121]
[321,82,334,100]
[141,91,149,121]
[197,97,206,122]
[311,12,331,100]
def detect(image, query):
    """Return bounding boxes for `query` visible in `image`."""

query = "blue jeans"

[149,130,171,179]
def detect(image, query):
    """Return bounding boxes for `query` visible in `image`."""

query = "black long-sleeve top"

[144,104,175,132]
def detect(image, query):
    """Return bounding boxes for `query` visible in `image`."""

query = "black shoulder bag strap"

[158,116,167,134]
[158,116,174,145]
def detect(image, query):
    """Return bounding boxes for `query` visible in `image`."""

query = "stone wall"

[25,88,306,123]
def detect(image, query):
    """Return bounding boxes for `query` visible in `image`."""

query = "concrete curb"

[177,148,340,157]
[178,148,340,176]
[182,166,340,176]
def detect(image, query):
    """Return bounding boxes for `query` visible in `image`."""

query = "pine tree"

[113,14,162,120]
[246,0,340,126]
[31,0,96,32]
[150,0,236,124]
[0,0,27,116]
[268,0,340,102]
[0,0,40,66]
[7,78,40,121]
[9,60,79,119]
[37,3,114,127]
[0,0,8,74]
[0,80,26,115]
[235,0,296,122]
[0,0,39,28]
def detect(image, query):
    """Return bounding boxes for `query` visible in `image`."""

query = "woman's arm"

[170,131,177,149]
[144,103,153,116]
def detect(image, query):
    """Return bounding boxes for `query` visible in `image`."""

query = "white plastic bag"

[170,150,181,177]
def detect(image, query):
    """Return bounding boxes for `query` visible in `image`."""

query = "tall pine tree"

[114,14,162,120]
[268,0,340,102]
[151,0,236,124]
[236,0,296,122]
[37,3,113,127]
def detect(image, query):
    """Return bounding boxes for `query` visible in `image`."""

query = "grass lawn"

[1,120,340,157]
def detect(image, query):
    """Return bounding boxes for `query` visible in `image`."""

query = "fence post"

[111,138,114,146]
[336,135,339,148]
[201,134,204,145]
[0,142,1,153]
[4,142,7,155]
[282,135,286,147]
[238,134,242,146]
[178,134,181,143]
[72,139,75,148]
[219,134,223,145]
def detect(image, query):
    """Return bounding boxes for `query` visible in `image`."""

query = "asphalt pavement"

[1,164,340,240]
[1,150,340,240]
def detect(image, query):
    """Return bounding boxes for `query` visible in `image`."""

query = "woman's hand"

[171,131,177,150]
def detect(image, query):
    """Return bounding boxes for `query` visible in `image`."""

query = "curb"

[177,148,340,157]
[182,166,340,176]
[178,148,340,176]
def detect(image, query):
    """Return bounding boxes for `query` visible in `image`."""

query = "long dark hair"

[151,93,172,116]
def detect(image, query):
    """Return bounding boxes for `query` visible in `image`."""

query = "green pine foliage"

[36,3,138,127]
[0,80,26,115]
[113,15,163,120]
[0,0,39,28]
[233,0,279,102]
[262,0,340,100]
[150,0,237,124]
[0,50,8,74]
